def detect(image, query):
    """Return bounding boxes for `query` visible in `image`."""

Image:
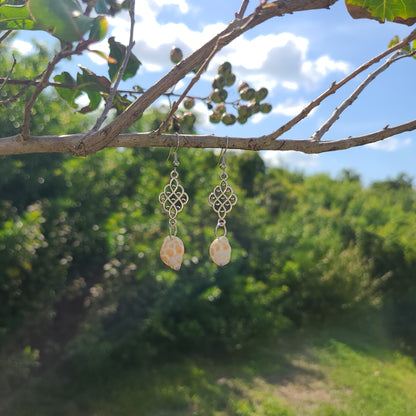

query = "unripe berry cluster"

[168,49,272,130]
[209,62,272,126]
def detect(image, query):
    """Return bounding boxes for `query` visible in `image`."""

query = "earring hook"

[167,133,181,166]
[218,136,229,167]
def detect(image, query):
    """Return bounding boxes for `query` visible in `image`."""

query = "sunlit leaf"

[112,93,132,114]
[108,36,141,82]
[79,90,101,114]
[88,15,108,43]
[0,0,98,41]
[77,66,111,93]
[0,4,33,30]
[345,0,416,26]
[89,49,117,64]
[53,71,82,108]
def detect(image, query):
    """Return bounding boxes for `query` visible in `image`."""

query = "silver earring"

[208,139,237,266]
[159,136,189,270]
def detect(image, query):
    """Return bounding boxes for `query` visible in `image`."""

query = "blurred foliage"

[0,43,416,399]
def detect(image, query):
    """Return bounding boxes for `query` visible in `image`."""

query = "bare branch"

[0,71,46,106]
[20,41,94,139]
[236,0,250,19]
[310,51,401,142]
[89,0,136,132]
[20,48,69,138]
[73,0,339,156]
[1,117,415,156]
[0,30,13,44]
[0,55,16,95]
[255,27,416,147]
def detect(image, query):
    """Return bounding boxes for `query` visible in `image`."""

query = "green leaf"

[74,66,111,113]
[108,36,141,82]
[79,90,102,114]
[112,93,132,114]
[88,15,108,43]
[345,0,416,25]
[28,0,96,42]
[0,4,33,30]
[77,66,111,94]
[388,35,400,48]
[53,72,82,108]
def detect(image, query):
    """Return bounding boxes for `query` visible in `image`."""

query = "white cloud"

[207,33,350,92]
[107,0,350,91]
[251,99,309,124]
[261,150,320,170]
[367,137,412,152]
[155,0,189,13]
[11,40,34,55]
[272,99,309,117]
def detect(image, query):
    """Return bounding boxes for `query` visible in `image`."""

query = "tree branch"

[255,27,416,147]
[88,0,136,132]
[72,0,339,156]
[236,0,250,18]
[310,51,401,142]
[1,117,415,156]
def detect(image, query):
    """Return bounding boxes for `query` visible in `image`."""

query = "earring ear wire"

[208,137,237,267]
[159,136,189,271]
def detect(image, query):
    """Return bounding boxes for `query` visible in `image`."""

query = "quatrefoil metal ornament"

[159,147,189,271]
[208,148,237,266]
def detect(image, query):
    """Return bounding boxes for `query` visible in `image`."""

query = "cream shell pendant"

[209,236,231,266]
[160,236,184,271]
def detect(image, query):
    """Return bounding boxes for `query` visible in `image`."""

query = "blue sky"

[11,0,416,184]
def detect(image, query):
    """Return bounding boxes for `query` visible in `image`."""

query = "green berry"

[248,101,261,114]
[222,113,236,125]
[237,114,248,124]
[255,87,268,102]
[209,113,221,123]
[240,87,255,101]
[183,111,196,126]
[170,47,183,64]
[237,105,250,117]
[183,97,195,110]
[238,82,249,92]
[218,61,232,76]
[212,75,226,90]
[210,90,222,104]
[214,103,226,114]
[218,89,228,102]
[260,103,272,113]
[224,73,236,87]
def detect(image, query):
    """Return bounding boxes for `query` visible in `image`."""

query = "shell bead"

[209,236,231,266]
[160,236,184,271]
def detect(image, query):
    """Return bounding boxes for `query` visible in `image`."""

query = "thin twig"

[20,41,92,139]
[0,30,13,44]
[0,71,46,106]
[21,48,72,138]
[0,55,16,95]
[155,39,222,135]
[89,0,136,132]
[255,27,416,147]
[236,0,250,18]
[310,51,401,142]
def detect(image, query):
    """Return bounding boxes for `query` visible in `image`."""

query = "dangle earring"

[208,139,238,266]
[159,137,189,271]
